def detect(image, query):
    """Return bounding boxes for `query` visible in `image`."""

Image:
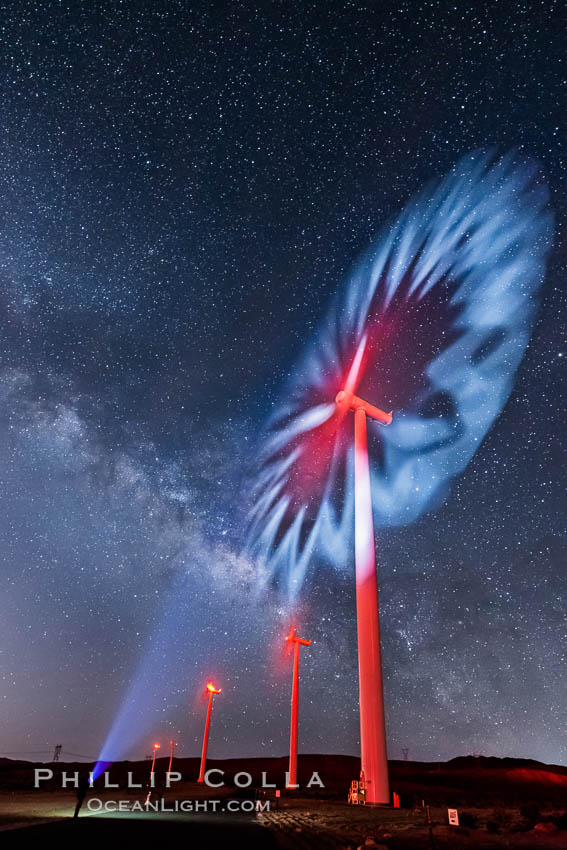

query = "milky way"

[0,2,565,767]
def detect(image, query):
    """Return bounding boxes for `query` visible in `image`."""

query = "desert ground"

[1,754,566,848]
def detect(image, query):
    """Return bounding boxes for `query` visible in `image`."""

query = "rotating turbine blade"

[344,332,368,395]
[248,150,553,599]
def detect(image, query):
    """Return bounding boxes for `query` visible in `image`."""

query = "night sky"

[1,2,565,768]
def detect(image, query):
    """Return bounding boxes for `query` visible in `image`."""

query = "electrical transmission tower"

[52,744,62,762]
[401,748,409,761]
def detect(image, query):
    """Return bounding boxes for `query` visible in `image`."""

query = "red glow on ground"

[507,768,567,786]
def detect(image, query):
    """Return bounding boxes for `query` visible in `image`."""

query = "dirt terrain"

[1,754,566,848]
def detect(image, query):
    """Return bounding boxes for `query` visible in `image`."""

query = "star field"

[0,1,565,766]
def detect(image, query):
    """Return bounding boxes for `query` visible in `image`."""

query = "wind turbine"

[285,626,311,789]
[197,682,221,783]
[149,741,160,782]
[248,150,553,806]
[145,742,160,803]
[335,385,392,802]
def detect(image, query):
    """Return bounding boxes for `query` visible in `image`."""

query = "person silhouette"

[73,773,90,818]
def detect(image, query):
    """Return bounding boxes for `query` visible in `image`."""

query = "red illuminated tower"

[336,388,392,805]
[286,627,311,789]
[149,742,160,782]
[197,682,221,783]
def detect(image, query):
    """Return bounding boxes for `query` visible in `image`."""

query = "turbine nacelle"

[286,626,311,647]
[335,390,393,425]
